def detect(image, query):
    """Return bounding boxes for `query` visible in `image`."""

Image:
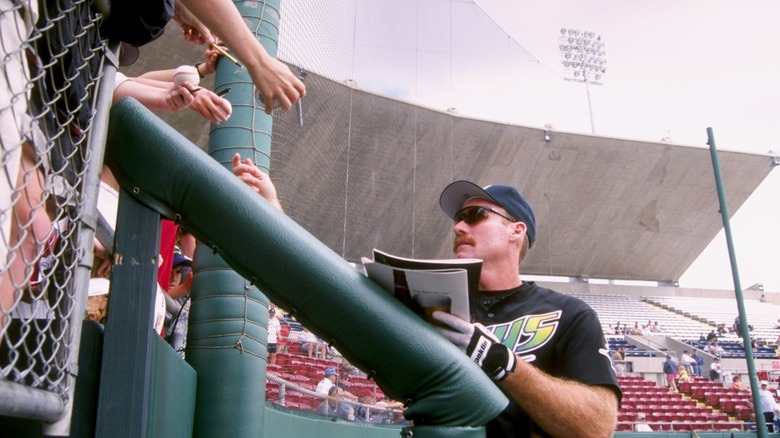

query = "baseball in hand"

[173,65,200,87]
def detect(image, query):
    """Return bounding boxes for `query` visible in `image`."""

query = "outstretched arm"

[231,153,283,212]
[113,75,196,113]
[176,0,306,114]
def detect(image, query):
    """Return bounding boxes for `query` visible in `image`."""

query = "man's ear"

[508,221,527,242]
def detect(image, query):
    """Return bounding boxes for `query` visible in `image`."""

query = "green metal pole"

[707,127,766,436]
[188,1,283,436]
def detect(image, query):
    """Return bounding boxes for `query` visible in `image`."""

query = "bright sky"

[471,0,780,292]
[281,0,780,292]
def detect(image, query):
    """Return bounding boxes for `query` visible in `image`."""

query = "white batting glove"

[432,311,516,382]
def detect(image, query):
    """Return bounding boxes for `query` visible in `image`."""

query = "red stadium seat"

[736,405,753,421]
[705,393,720,407]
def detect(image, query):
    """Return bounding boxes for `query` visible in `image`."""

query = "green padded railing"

[104,98,508,432]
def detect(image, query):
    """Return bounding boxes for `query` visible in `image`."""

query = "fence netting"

[1,0,106,420]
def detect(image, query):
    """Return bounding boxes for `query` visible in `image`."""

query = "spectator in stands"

[710,357,722,381]
[319,368,356,398]
[267,307,281,365]
[630,322,643,335]
[354,389,377,422]
[680,350,696,375]
[315,386,353,421]
[759,381,777,432]
[430,181,620,437]
[634,412,653,432]
[316,367,339,394]
[734,315,755,338]
[176,227,197,277]
[774,401,780,433]
[165,246,194,355]
[315,386,339,417]
[375,395,406,424]
[709,341,725,357]
[316,368,357,407]
[612,347,626,375]
[732,375,749,392]
[167,247,193,296]
[677,364,692,385]
[298,327,329,359]
[663,354,678,392]
[692,349,704,377]
[707,330,718,342]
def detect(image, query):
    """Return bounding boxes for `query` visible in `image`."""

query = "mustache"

[453,236,475,252]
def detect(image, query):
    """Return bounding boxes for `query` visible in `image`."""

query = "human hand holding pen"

[176,0,306,114]
[210,43,241,67]
[191,88,232,125]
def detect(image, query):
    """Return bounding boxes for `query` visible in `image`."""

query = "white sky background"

[472,0,780,292]
[279,0,780,292]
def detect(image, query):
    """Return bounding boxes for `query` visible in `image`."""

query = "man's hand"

[231,153,283,212]
[190,89,232,124]
[432,311,516,381]
[173,1,215,45]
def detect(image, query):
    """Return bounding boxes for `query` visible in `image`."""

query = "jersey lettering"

[489,310,562,355]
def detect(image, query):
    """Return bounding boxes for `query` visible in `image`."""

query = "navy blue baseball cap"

[439,180,537,247]
[172,246,193,268]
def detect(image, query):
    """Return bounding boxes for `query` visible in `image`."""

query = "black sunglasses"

[454,206,516,225]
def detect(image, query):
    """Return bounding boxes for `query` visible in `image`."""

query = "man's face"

[451,198,521,262]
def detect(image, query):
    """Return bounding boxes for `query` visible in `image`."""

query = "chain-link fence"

[1,0,108,424]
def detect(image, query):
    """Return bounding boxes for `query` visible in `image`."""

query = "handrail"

[265,373,403,422]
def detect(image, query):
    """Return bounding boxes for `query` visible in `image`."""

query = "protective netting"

[1,0,106,419]
[270,0,543,263]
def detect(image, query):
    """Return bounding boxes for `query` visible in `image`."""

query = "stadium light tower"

[558,28,607,134]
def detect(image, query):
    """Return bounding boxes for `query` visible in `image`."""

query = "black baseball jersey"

[472,282,621,438]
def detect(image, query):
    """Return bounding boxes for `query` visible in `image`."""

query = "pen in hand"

[211,44,242,68]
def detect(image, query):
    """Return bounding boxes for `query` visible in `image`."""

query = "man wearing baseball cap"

[432,180,620,438]
[759,380,777,431]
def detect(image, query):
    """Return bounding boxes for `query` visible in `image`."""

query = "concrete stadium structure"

[126,24,774,285]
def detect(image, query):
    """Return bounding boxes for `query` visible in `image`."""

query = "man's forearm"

[177,0,270,70]
[499,359,617,438]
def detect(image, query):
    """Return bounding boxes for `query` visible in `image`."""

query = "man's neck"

[479,264,523,291]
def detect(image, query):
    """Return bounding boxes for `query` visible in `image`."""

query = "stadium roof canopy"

[125,25,775,284]
[268,73,775,283]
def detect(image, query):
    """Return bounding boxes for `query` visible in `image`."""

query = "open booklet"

[362,249,482,324]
